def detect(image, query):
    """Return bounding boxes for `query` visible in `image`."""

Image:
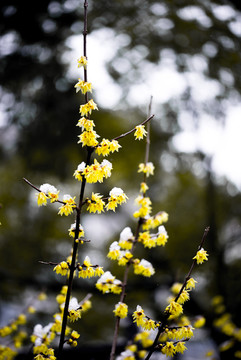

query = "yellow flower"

[165,301,183,318]
[68,222,85,238]
[186,277,197,290]
[142,318,157,331]
[107,241,121,260]
[37,192,48,206]
[78,129,99,147]
[82,159,112,184]
[78,256,95,278]
[138,162,154,177]
[95,266,104,277]
[133,196,152,218]
[113,302,128,319]
[95,138,121,157]
[140,182,149,193]
[118,251,133,266]
[68,298,81,322]
[74,78,93,94]
[161,342,176,357]
[193,248,209,264]
[106,187,128,212]
[193,316,206,328]
[73,161,86,181]
[156,225,168,246]
[175,341,187,354]
[58,195,76,216]
[133,259,155,277]
[77,56,88,68]
[79,99,98,116]
[134,125,147,140]
[81,300,92,312]
[54,261,69,276]
[76,117,95,131]
[133,305,145,327]
[87,193,105,214]
[96,271,122,294]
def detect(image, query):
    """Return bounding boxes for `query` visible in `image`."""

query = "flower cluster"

[113,302,128,319]
[86,187,128,214]
[96,271,122,294]
[138,225,168,248]
[132,305,158,331]
[37,184,59,206]
[74,159,112,184]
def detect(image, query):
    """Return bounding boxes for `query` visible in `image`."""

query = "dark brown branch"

[112,114,154,142]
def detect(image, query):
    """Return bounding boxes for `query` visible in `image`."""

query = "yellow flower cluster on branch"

[113,302,128,319]
[37,184,59,206]
[96,271,122,294]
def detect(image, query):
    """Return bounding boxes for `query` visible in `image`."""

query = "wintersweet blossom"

[113,302,128,319]
[53,261,69,276]
[68,222,85,238]
[132,305,145,327]
[133,259,155,277]
[140,182,149,193]
[32,323,53,346]
[77,56,88,68]
[138,162,155,177]
[82,159,112,183]
[165,301,183,318]
[119,227,134,250]
[106,187,128,211]
[134,331,153,348]
[161,342,176,357]
[175,341,187,354]
[138,231,156,248]
[79,99,98,116]
[96,271,122,294]
[142,211,169,230]
[193,248,209,264]
[76,117,95,131]
[193,316,206,328]
[58,195,76,216]
[67,330,80,347]
[117,250,133,266]
[78,256,99,278]
[95,139,121,157]
[74,78,93,94]
[73,162,86,181]
[186,277,197,290]
[134,125,147,140]
[37,184,59,206]
[107,241,121,260]
[87,193,105,214]
[156,225,168,246]
[78,129,99,147]
[68,298,81,322]
[133,196,152,218]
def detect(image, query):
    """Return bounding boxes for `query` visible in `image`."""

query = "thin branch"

[23,178,66,206]
[112,114,154,142]
[57,1,93,357]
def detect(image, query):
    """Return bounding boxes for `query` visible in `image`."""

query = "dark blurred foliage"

[1,0,241,358]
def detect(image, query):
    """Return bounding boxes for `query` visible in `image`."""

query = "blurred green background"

[1,0,241,358]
